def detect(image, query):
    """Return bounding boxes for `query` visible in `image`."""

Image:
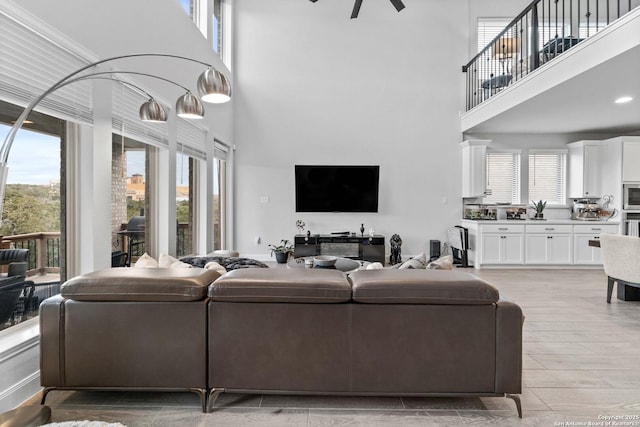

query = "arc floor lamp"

[0,52,232,217]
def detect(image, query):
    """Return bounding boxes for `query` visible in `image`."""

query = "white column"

[73,78,112,273]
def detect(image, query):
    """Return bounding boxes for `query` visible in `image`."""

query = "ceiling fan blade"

[351,0,363,19]
[388,0,405,12]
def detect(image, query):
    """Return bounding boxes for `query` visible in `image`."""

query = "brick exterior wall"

[112,142,127,250]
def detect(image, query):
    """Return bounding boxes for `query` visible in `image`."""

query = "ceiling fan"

[309,0,406,19]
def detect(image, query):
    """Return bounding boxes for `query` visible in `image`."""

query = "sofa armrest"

[39,294,65,386]
[494,300,524,394]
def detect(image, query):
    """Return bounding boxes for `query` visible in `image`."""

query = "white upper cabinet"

[461,140,490,198]
[567,140,601,198]
[622,139,640,182]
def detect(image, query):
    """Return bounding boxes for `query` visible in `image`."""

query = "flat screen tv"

[295,165,380,213]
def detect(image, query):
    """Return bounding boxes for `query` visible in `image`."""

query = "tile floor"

[26,268,640,426]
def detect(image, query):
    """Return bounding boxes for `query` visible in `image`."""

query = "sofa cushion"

[61,267,220,302]
[209,268,351,303]
[349,269,499,305]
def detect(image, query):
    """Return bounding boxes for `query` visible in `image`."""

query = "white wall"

[233,0,469,259]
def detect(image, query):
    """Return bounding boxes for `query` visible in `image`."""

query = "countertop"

[461,219,620,225]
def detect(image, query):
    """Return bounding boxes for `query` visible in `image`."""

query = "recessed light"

[615,96,633,104]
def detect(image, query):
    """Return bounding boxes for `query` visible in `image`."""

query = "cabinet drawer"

[573,224,618,234]
[526,224,573,234]
[480,224,525,233]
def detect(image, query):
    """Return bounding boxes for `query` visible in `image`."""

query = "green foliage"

[0,184,60,235]
[530,200,547,213]
[127,199,145,220]
[176,200,190,224]
[268,239,294,255]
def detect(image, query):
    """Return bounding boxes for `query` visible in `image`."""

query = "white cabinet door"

[461,140,490,197]
[503,234,524,264]
[583,145,601,197]
[482,233,523,264]
[573,234,600,264]
[623,141,640,182]
[567,141,601,198]
[481,234,503,264]
[548,234,572,264]
[525,234,571,264]
[525,235,547,263]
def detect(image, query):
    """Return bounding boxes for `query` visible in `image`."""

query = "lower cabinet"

[525,224,572,264]
[480,225,524,264]
[469,221,620,267]
[573,224,619,265]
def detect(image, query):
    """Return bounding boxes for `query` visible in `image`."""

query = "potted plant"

[269,239,294,264]
[530,200,547,219]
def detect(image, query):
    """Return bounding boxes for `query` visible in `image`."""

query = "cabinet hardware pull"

[545,228,555,230]
[498,228,508,230]
[592,228,601,231]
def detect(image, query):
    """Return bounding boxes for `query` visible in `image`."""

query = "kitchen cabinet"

[525,224,572,264]
[461,140,490,198]
[573,224,619,264]
[622,139,640,182]
[480,224,524,264]
[567,140,601,198]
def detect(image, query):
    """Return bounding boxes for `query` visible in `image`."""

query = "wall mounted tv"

[295,165,380,213]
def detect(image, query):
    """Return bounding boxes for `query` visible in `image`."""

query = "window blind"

[213,139,229,161]
[528,149,567,205]
[111,84,168,148]
[0,3,95,125]
[485,150,521,204]
[177,120,207,160]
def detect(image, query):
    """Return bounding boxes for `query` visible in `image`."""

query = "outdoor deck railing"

[2,232,60,276]
[463,0,639,111]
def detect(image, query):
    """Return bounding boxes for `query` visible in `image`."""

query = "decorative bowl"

[313,255,337,267]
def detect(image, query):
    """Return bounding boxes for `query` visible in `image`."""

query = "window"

[213,140,229,250]
[477,18,513,79]
[176,151,193,257]
[485,150,521,204]
[0,108,63,332]
[528,150,567,205]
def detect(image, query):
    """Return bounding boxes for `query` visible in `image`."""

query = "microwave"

[623,184,640,209]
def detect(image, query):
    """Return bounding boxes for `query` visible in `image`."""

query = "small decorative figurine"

[360,223,365,236]
[389,234,402,265]
[369,227,374,237]
[296,219,306,234]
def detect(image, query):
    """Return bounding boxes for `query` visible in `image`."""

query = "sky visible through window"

[0,124,59,185]
[179,0,190,15]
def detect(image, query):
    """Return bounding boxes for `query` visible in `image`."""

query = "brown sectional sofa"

[39,267,524,417]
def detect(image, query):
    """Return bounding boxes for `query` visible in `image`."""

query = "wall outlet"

[260,196,270,204]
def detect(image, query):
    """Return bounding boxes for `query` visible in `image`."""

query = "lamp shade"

[139,99,167,122]
[197,68,232,103]
[492,37,520,59]
[176,92,205,119]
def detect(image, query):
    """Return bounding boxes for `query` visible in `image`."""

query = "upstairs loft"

[461,0,640,136]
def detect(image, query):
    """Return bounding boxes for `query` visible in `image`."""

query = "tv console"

[293,234,385,264]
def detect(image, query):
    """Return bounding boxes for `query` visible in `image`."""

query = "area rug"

[42,421,127,427]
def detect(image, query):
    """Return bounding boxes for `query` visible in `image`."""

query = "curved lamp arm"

[1,53,218,162]
[0,53,230,217]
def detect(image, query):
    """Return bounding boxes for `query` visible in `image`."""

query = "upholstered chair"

[599,233,640,303]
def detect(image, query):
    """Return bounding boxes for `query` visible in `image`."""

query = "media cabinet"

[293,234,386,264]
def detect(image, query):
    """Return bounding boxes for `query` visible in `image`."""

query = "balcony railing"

[463,0,639,111]
[1,232,61,276]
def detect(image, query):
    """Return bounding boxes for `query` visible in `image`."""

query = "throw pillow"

[204,261,227,274]
[134,253,158,268]
[398,252,428,269]
[159,254,193,269]
[365,262,384,270]
[426,254,453,270]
